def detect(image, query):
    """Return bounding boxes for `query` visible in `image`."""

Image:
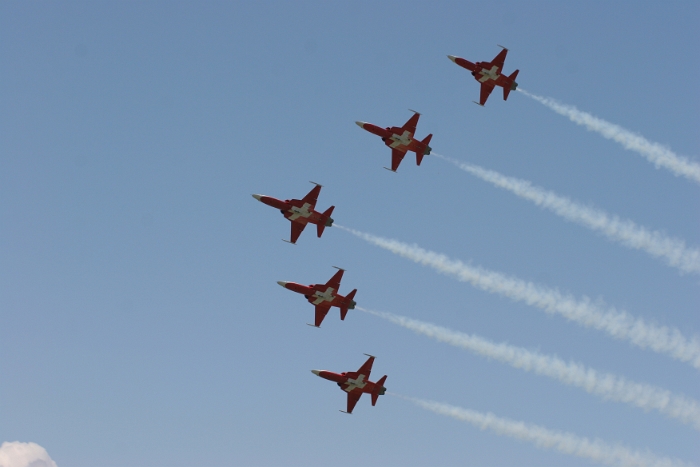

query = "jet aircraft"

[356,111,433,172]
[252,182,334,244]
[278,267,357,327]
[448,46,520,106]
[311,354,388,414]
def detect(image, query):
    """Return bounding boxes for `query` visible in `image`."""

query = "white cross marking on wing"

[343,374,367,392]
[312,287,336,305]
[389,130,412,148]
[287,203,313,221]
[478,65,500,82]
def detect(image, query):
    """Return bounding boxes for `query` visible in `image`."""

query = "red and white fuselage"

[356,111,433,172]
[252,182,334,244]
[448,46,520,106]
[277,267,357,327]
[356,122,430,155]
[311,354,387,414]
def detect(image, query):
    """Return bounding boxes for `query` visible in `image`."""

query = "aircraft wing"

[325,268,344,290]
[401,112,420,136]
[390,148,407,171]
[314,304,331,327]
[355,355,375,379]
[345,390,362,414]
[479,83,495,106]
[490,48,508,73]
[289,221,307,244]
[300,184,322,209]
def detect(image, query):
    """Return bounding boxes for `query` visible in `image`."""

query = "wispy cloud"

[0,442,58,467]
[361,307,700,429]
[518,89,700,184]
[394,395,695,467]
[336,225,700,369]
[435,154,700,274]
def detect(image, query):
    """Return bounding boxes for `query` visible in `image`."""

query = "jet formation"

[253,46,520,413]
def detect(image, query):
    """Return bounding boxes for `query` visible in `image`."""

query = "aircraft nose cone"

[311,370,321,376]
[447,55,457,63]
[355,121,365,128]
[252,194,262,201]
[277,281,288,288]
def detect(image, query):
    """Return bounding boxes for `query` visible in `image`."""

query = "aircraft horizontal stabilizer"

[345,289,357,308]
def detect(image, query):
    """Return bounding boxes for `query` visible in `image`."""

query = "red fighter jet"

[278,267,357,327]
[448,46,520,106]
[311,354,388,414]
[356,111,433,172]
[252,182,334,244]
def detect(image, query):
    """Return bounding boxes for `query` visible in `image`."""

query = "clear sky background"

[1,2,698,466]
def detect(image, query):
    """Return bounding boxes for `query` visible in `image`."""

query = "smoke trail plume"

[335,225,700,369]
[394,395,694,467]
[360,307,700,429]
[518,89,700,184]
[435,154,700,274]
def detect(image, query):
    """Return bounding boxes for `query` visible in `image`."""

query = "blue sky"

[1,1,698,466]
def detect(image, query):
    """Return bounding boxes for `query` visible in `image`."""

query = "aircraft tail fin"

[417,134,433,166]
[371,375,388,406]
[504,69,519,100]
[317,206,335,237]
[340,289,358,320]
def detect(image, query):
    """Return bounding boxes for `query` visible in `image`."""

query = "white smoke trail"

[394,394,695,467]
[335,225,700,369]
[518,89,700,184]
[360,307,700,429]
[434,154,700,274]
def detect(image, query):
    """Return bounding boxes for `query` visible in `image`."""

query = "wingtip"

[332,266,346,271]
[309,181,322,187]
[363,353,376,358]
